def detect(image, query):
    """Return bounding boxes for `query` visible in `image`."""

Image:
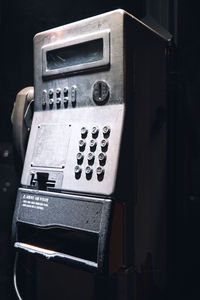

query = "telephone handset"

[11,87,34,164]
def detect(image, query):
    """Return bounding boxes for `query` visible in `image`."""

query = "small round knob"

[49,98,54,108]
[74,165,82,175]
[42,101,46,109]
[102,126,111,137]
[96,167,104,176]
[88,153,95,165]
[48,89,54,98]
[98,153,106,165]
[79,140,86,151]
[81,127,88,138]
[56,88,61,97]
[56,98,61,106]
[92,126,99,137]
[77,152,84,164]
[101,139,108,151]
[85,166,93,176]
[85,166,92,174]
[63,87,68,96]
[89,139,97,151]
[63,98,68,107]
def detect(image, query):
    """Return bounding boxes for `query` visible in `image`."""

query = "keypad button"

[98,153,106,165]
[48,89,54,98]
[42,90,47,109]
[75,165,81,174]
[90,139,97,151]
[81,127,88,138]
[49,98,54,108]
[64,98,68,108]
[96,167,104,181]
[79,140,86,151]
[77,152,84,164]
[92,126,99,138]
[96,167,104,176]
[102,126,111,137]
[88,153,95,165]
[63,87,68,97]
[56,98,61,107]
[74,165,82,179]
[71,86,77,106]
[101,139,108,152]
[42,101,46,109]
[85,166,93,177]
[56,88,61,97]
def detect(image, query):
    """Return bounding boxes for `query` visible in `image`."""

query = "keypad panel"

[42,86,77,109]
[74,125,111,181]
[22,103,124,196]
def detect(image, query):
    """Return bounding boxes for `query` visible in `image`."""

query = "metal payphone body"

[12,8,171,283]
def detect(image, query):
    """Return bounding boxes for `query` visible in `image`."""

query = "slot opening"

[17,223,98,263]
[30,172,56,190]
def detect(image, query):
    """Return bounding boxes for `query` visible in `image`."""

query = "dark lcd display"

[46,38,103,70]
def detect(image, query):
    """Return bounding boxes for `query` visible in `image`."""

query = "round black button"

[101,139,108,151]
[88,153,95,165]
[42,101,46,109]
[63,87,68,96]
[49,89,54,98]
[74,165,82,179]
[64,98,68,107]
[98,153,106,165]
[85,166,92,174]
[49,98,54,108]
[85,166,93,178]
[74,165,81,174]
[90,139,97,151]
[56,88,61,97]
[96,167,104,176]
[77,152,84,164]
[77,152,83,160]
[79,140,86,151]
[92,126,99,137]
[56,98,61,107]
[103,126,111,137]
[81,127,88,138]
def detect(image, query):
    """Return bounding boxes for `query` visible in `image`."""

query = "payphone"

[12,9,172,298]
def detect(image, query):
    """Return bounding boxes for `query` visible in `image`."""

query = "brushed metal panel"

[21,104,125,196]
[31,124,70,168]
[33,10,124,111]
[42,30,110,77]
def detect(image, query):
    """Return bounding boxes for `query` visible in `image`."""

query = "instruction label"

[21,193,49,211]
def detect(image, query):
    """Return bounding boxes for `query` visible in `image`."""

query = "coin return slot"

[17,223,98,263]
[30,172,56,190]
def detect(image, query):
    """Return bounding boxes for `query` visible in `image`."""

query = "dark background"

[1,0,200,299]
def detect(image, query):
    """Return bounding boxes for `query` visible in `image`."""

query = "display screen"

[46,38,103,70]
